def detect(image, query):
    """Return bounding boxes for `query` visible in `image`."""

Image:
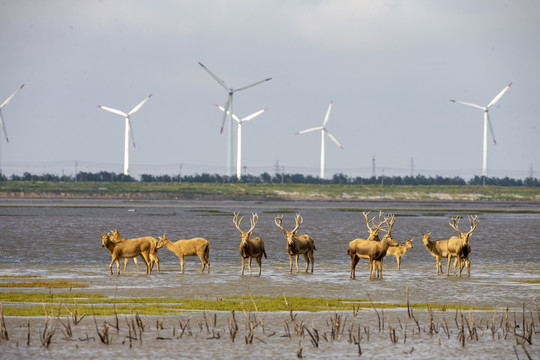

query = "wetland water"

[0,199,539,358]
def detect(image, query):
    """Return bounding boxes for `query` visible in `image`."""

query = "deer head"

[233,212,259,244]
[157,234,169,249]
[448,215,479,241]
[274,213,303,245]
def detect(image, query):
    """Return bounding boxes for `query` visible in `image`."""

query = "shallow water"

[0,199,539,358]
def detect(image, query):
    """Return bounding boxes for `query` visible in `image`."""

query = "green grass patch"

[0,291,500,317]
[0,280,89,288]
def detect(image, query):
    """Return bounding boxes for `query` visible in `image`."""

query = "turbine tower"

[0,84,24,143]
[216,105,268,179]
[97,94,152,176]
[198,62,271,177]
[296,100,343,179]
[450,82,512,178]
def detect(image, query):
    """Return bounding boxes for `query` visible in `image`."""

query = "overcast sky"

[0,0,538,179]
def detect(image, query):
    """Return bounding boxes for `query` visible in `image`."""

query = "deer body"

[386,239,413,270]
[234,213,267,276]
[446,216,478,277]
[157,235,210,274]
[274,214,316,273]
[100,233,153,275]
[421,232,453,275]
[348,213,397,280]
[109,229,160,272]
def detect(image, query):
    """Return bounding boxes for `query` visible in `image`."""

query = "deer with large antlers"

[348,212,398,279]
[447,215,478,277]
[233,212,267,276]
[274,213,316,273]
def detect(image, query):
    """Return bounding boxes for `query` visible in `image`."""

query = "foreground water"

[0,199,539,358]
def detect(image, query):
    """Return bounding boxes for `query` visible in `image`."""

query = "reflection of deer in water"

[274,213,316,273]
[233,213,267,276]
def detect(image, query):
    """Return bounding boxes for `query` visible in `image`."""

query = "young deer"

[100,233,153,275]
[109,229,160,272]
[274,213,316,273]
[447,215,478,277]
[233,213,267,276]
[157,234,210,274]
[386,238,413,270]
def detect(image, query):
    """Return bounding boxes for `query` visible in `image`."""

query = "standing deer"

[274,213,316,273]
[157,234,210,274]
[109,229,160,272]
[100,233,153,275]
[421,232,463,276]
[386,238,414,270]
[447,215,478,277]
[233,212,267,276]
[348,213,397,279]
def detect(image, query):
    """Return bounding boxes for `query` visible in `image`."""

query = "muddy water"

[0,199,539,358]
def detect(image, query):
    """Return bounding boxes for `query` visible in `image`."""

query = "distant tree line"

[2,171,540,187]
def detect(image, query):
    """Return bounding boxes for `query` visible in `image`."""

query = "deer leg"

[310,252,314,273]
[123,258,129,272]
[109,256,118,275]
[295,254,300,273]
[256,256,262,277]
[369,259,373,279]
[240,257,245,276]
[180,256,184,274]
[289,254,293,274]
[303,253,309,273]
[435,256,441,275]
[134,257,140,271]
[248,257,253,277]
[446,255,452,277]
[199,255,205,274]
[378,260,383,279]
[397,257,401,271]
[350,255,359,279]
[140,252,151,275]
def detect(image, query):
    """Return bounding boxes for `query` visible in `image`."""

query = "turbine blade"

[449,99,485,111]
[0,111,8,142]
[322,100,333,127]
[198,62,229,90]
[296,126,322,135]
[127,117,136,149]
[1,84,24,109]
[216,103,241,123]
[98,105,128,117]
[327,131,344,149]
[235,77,272,92]
[487,82,512,108]
[242,108,268,122]
[128,93,152,115]
[220,96,231,134]
[487,113,497,145]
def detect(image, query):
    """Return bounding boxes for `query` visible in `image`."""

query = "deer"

[386,238,414,270]
[447,215,478,277]
[156,234,210,274]
[421,232,464,276]
[100,233,153,275]
[109,229,160,272]
[233,212,267,277]
[274,213,316,273]
[348,213,397,280]
[347,211,385,279]
[106,229,141,272]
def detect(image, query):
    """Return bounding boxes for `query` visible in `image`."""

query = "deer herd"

[99,211,479,280]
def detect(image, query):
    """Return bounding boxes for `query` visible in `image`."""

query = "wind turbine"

[216,105,268,179]
[198,62,271,176]
[450,82,512,178]
[0,84,24,143]
[97,94,152,176]
[296,100,343,179]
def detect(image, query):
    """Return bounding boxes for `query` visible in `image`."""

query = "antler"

[248,213,259,234]
[466,215,479,235]
[292,213,303,233]
[274,215,285,231]
[233,212,245,234]
[362,211,373,232]
[448,216,462,234]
